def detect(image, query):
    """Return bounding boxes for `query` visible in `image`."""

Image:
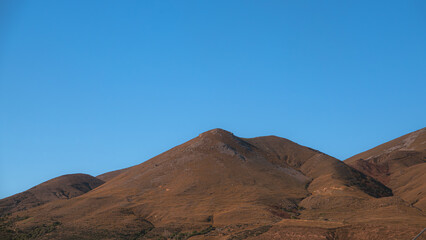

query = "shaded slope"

[345,128,426,211]
[6,129,398,239]
[0,174,104,216]
[245,136,392,199]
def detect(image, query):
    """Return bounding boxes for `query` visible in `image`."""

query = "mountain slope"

[0,174,104,216]
[345,128,426,211]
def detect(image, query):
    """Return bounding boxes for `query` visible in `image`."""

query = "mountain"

[345,128,426,211]
[1,129,424,239]
[0,174,104,216]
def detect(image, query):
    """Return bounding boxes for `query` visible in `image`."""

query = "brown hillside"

[0,174,104,216]
[345,128,426,211]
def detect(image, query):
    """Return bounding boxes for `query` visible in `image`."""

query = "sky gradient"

[1,0,425,198]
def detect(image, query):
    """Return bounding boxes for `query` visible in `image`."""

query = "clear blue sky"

[1,1,425,198]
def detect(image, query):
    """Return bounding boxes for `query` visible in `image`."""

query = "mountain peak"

[182,128,253,154]
[198,128,233,138]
